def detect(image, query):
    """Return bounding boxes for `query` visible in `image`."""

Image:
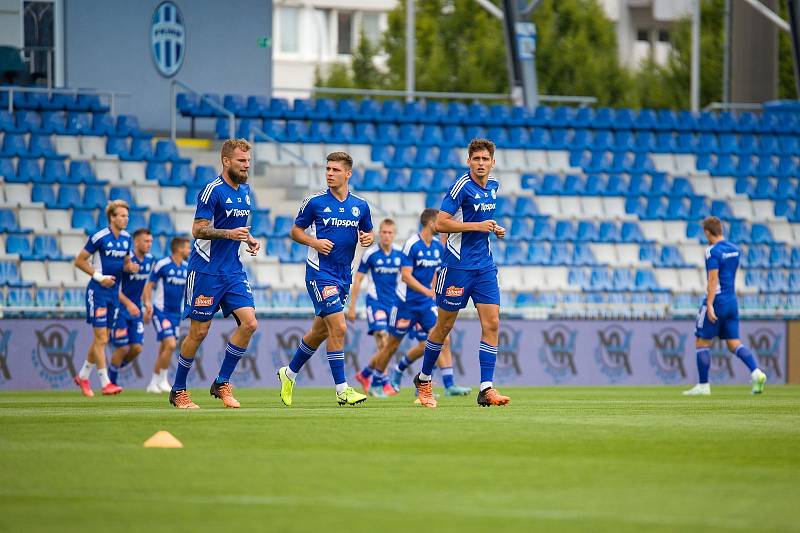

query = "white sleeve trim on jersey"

[200,178,223,204]
[350,192,367,203]
[446,207,464,259]
[153,257,172,273]
[402,234,420,255]
[194,239,211,262]
[305,222,319,270]
[449,174,471,199]
[298,189,326,214]
[361,245,378,265]
[90,227,110,244]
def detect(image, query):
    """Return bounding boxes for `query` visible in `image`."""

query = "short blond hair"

[221,138,252,162]
[106,199,129,221]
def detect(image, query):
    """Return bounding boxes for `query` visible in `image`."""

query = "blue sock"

[735,345,758,372]
[108,364,119,385]
[327,351,346,385]
[216,342,245,384]
[441,367,455,388]
[479,341,497,387]
[696,348,710,384]
[360,365,374,379]
[172,355,194,391]
[371,372,384,388]
[289,340,316,374]
[420,340,443,378]
[397,355,412,372]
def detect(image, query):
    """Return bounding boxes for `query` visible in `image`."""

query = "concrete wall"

[0,0,21,47]
[63,0,272,132]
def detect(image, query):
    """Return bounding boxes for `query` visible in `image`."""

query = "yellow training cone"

[143,431,183,449]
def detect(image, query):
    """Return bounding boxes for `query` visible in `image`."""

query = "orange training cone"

[143,430,183,448]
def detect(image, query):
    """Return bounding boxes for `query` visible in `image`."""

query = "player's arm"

[290,224,333,255]
[706,269,719,323]
[119,290,140,318]
[122,254,140,273]
[142,280,154,324]
[358,230,374,247]
[401,266,435,299]
[434,211,504,237]
[74,249,115,288]
[193,218,250,241]
[346,272,366,321]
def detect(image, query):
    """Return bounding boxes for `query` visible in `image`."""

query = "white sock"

[97,368,111,387]
[419,372,432,381]
[150,373,160,384]
[78,361,94,380]
[335,382,348,394]
[751,369,762,379]
[159,368,169,379]
[697,383,710,390]
[285,368,298,381]
[480,381,493,391]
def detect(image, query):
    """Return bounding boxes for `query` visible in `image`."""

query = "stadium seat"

[55,184,82,208]
[149,212,175,236]
[68,161,97,183]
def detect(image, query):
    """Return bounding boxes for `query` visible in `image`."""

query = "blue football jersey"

[294,189,373,284]
[358,244,403,305]
[396,234,443,305]
[83,226,132,289]
[705,240,740,302]
[121,253,155,305]
[149,256,189,314]
[439,172,499,270]
[188,176,253,275]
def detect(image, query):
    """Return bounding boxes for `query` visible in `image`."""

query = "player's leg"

[469,266,508,406]
[149,336,176,393]
[109,318,131,386]
[322,311,365,405]
[412,309,458,408]
[277,316,328,406]
[169,318,208,408]
[206,306,256,408]
[438,336,471,396]
[721,314,766,394]
[389,339,424,392]
[356,305,390,391]
[684,303,718,395]
[368,334,402,397]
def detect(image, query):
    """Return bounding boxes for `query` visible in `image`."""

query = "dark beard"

[229,168,249,184]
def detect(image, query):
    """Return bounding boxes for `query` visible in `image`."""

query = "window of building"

[361,11,382,46]
[337,11,354,55]
[636,29,650,42]
[657,29,670,43]
[278,6,299,53]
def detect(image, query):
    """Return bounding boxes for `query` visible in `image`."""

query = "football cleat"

[146,382,162,394]
[74,375,94,397]
[210,381,240,408]
[277,366,295,406]
[101,383,123,395]
[336,386,367,406]
[354,371,371,393]
[683,384,711,396]
[389,368,403,392]
[169,389,199,409]
[477,387,510,407]
[445,384,472,396]
[751,369,767,394]
[368,385,388,398]
[413,373,437,409]
[382,382,398,396]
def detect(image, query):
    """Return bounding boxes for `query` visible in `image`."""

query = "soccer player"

[142,236,190,393]
[170,139,260,409]
[413,139,510,408]
[276,151,374,407]
[108,228,155,386]
[364,209,471,399]
[684,216,767,396]
[73,199,140,396]
[348,218,404,395]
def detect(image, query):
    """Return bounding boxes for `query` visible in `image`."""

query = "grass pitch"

[1,386,798,533]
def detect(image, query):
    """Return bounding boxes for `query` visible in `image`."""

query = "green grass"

[1,386,799,533]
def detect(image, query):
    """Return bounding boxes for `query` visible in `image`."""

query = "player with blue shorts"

[277,151,374,407]
[108,228,154,386]
[143,236,189,394]
[684,216,767,396]
[413,139,510,408]
[73,200,140,397]
[348,218,404,395]
[169,139,261,409]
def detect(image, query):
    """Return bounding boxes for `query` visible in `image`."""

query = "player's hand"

[314,239,334,255]
[143,303,153,324]
[100,276,115,288]
[126,302,141,318]
[245,236,260,256]
[493,224,506,239]
[358,231,373,248]
[345,306,356,322]
[707,305,718,323]
[228,226,251,242]
[124,262,140,273]
[475,220,497,233]
[425,288,436,299]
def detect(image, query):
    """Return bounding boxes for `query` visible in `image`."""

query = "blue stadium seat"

[527,242,549,265]
[352,122,376,144]
[0,110,25,133]
[5,233,31,257]
[0,157,15,180]
[463,103,490,126]
[250,215,273,238]
[149,236,165,257]
[621,221,645,243]
[573,243,597,266]
[154,139,189,163]
[167,162,192,186]
[149,212,175,236]
[773,178,796,200]
[266,238,292,262]
[36,287,61,307]
[71,209,98,234]
[177,93,198,116]
[0,133,28,157]
[385,168,411,191]
[751,223,773,245]
[361,169,387,191]
[91,113,116,136]
[126,208,148,232]
[355,99,379,122]
[42,159,68,183]
[15,110,43,133]
[745,245,769,268]
[421,101,446,125]
[271,216,294,238]
[409,169,433,191]
[24,134,63,159]
[75,93,109,113]
[109,186,134,205]
[126,138,154,160]
[669,177,693,197]
[331,98,357,122]
[532,218,554,241]
[68,161,97,183]
[33,235,62,260]
[262,97,290,119]
[83,185,107,209]
[40,111,66,134]
[0,209,20,232]
[31,183,56,207]
[665,196,689,219]
[688,196,710,219]
[328,122,354,144]
[589,268,613,291]
[146,162,168,182]
[504,242,526,265]
[106,136,129,158]
[56,184,82,208]
[14,159,43,182]
[510,218,534,241]
[285,98,311,120]
[7,287,34,306]
[222,94,245,116]
[554,220,576,241]
[442,102,468,125]
[710,200,733,220]
[116,114,148,137]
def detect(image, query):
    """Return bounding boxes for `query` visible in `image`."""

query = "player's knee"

[129,344,142,358]
[481,314,500,336]
[726,340,741,353]
[327,323,347,343]
[240,317,258,337]
[188,323,210,342]
[93,328,109,344]
[163,337,177,351]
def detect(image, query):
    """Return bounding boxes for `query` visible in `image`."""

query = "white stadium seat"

[120,161,146,184]
[689,175,714,197]
[558,196,582,216]
[750,200,775,222]
[712,178,737,198]
[616,244,642,267]
[650,154,677,175]
[347,145,372,167]
[60,235,86,257]
[546,151,572,172]
[301,144,326,164]
[4,184,31,206]
[770,221,793,242]
[160,187,186,210]
[18,207,45,231]
[662,221,687,244]
[678,268,704,293]
[378,193,405,215]
[80,136,109,159]
[640,221,665,242]
[654,269,681,291]
[54,136,82,160]
[47,261,77,285]
[545,267,573,291]
[279,263,305,290]
[679,243,705,268]
[173,209,195,234]
[394,215,418,241]
[674,154,700,175]
[133,184,160,208]
[95,160,121,183]
[601,197,629,218]
[255,262,280,288]
[44,209,80,234]
[20,260,50,286]
[580,196,605,219]
[498,266,524,292]
[401,193,425,214]
[590,244,617,265]
[729,198,753,220]
[521,266,548,291]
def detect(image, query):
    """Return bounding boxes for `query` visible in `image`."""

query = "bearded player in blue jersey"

[142,236,190,393]
[413,139,510,408]
[108,228,155,386]
[169,139,260,409]
[684,216,767,396]
[349,218,404,396]
[277,151,374,407]
[73,200,140,397]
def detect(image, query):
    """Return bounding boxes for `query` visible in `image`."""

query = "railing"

[20,46,54,89]
[170,79,235,141]
[2,85,131,116]
[703,102,764,113]
[275,86,598,107]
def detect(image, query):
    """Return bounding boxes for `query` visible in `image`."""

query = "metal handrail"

[170,79,235,140]
[703,101,764,112]
[275,85,598,106]
[1,85,131,116]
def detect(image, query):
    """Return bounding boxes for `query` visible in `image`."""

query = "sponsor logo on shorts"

[443,299,460,306]
[396,318,411,329]
[322,285,339,299]
[161,318,172,330]
[374,309,387,320]
[194,295,214,307]
[114,328,128,338]
[95,307,107,317]
[445,286,464,297]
